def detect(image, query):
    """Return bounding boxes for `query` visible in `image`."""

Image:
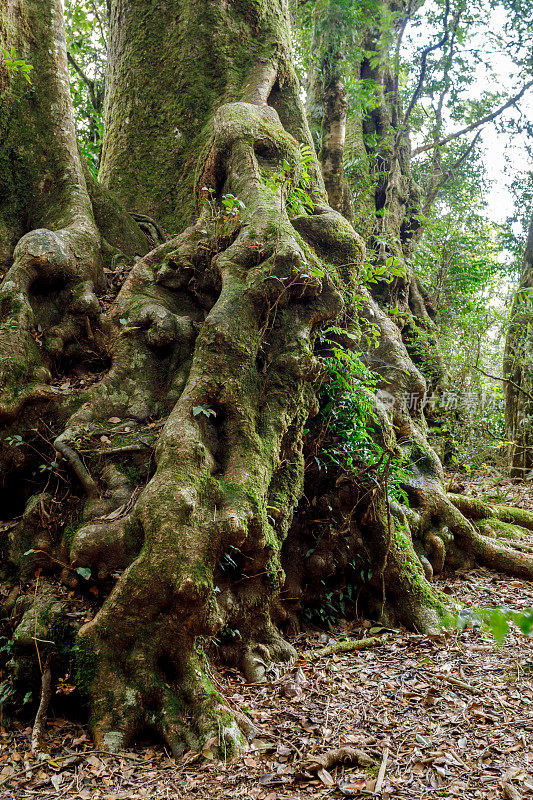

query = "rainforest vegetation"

[0,0,532,757]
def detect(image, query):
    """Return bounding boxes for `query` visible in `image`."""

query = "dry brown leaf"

[317,766,334,787]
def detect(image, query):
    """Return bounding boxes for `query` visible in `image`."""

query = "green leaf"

[76,567,92,580]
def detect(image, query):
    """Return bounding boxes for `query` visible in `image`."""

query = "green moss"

[477,517,528,541]
[120,464,142,485]
[493,505,533,531]
[191,557,212,585]
[49,615,76,655]
[74,636,100,700]
[63,520,80,549]
[100,0,292,233]
[393,524,455,626]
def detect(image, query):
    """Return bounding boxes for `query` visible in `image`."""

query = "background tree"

[65,0,108,175]
[504,213,533,475]
[1,0,532,758]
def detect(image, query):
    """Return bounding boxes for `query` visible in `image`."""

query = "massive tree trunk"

[1,0,532,758]
[504,215,533,476]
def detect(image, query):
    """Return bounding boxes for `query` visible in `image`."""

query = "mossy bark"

[306,1,355,225]
[0,0,147,420]
[99,0,300,235]
[1,0,532,760]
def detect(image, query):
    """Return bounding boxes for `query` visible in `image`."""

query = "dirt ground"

[1,478,532,800]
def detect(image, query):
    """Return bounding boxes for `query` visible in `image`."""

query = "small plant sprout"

[2,47,34,83]
[192,404,216,418]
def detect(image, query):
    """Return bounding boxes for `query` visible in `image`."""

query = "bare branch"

[67,51,98,110]
[422,131,482,214]
[472,364,533,403]
[91,0,108,47]
[413,80,533,156]
[402,0,450,128]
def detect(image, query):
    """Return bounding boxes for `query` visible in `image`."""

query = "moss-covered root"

[442,494,533,579]
[76,91,342,752]
[420,489,533,580]
[0,0,104,419]
[359,492,454,634]
[448,493,533,530]
[78,630,249,757]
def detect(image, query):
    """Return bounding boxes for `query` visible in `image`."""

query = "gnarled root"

[70,92,348,752]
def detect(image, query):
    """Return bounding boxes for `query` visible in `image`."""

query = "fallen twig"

[374,746,389,794]
[303,635,388,661]
[444,674,481,694]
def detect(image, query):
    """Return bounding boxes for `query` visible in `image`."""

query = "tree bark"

[1,0,532,760]
[306,1,355,225]
[504,215,533,476]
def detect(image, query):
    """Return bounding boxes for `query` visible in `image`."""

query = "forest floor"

[1,477,532,800]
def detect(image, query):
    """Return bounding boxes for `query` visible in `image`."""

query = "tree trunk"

[1,0,532,759]
[306,1,355,225]
[504,215,533,476]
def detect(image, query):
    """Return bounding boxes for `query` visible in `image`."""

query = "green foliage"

[218,545,242,575]
[360,256,405,286]
[412,207,504,309]
[64,0,107,175]
[317,331,381,471]
[315,318,412,505]
[213,626,242,645]
[76,567,92,580]
[1,47,33,83]
[201,188,245,244]
[264,145,317,215]
[192,404,217,419]
[457,605,533,642]
[303,569,370,626]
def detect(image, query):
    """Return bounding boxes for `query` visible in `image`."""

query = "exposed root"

[304,635,388,661]
[302,746,374,774]
[3,0,533,761]
[31,655,52,759]
[409,479,533,580]
[69,514,142,580]
[54,431,98,498]
[129,213,168,248]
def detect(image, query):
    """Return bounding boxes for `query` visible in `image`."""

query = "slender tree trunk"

[306,1,355,224]
[504,215,533,475]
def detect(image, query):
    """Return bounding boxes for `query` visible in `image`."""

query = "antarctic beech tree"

[504,216,533,476]
[1,0,533,758]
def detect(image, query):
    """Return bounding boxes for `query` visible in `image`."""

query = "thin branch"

[472,364,533,403]
[423,131,482,214]
[413,80,533,155]
[402,0,450,128]
[91,0,107,47]
[31,655,52,758]
[67,51,98,110]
